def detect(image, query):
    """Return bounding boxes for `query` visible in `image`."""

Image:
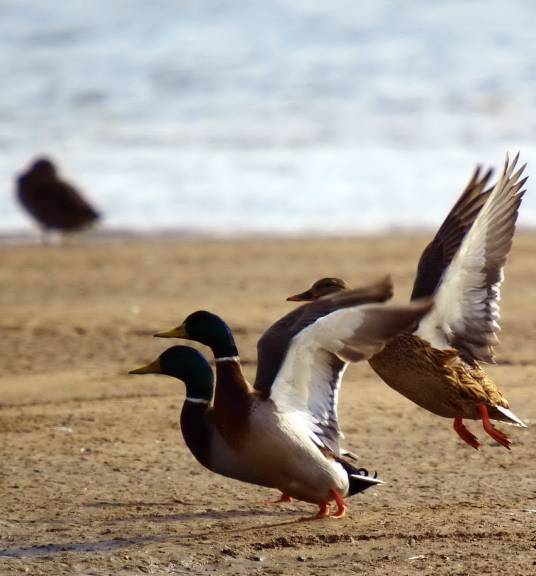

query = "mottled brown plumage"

[288,155,528,450]
[368,335,509,421]
[17,157,100,234]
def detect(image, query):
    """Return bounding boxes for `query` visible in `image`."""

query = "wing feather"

[270,299,433,455]
[411,165,494,300]
[254,276,393,393]
[416,154,527,362]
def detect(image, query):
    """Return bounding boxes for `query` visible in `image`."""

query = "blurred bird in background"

[16,157,100,243]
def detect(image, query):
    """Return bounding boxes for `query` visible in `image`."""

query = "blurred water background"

[1,0,536,236]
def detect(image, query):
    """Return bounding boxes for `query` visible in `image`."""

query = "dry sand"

[1,234,535,575]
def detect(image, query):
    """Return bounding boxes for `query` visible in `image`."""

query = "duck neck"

[215,356,249,397]
[210,334,239,360]
[213,357,251,443]
[180,401,213,469]
[179,368,214,469]
[183,370,214,404]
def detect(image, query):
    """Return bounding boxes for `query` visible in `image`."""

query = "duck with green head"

[285,155,528,450]
[130,344,381,511]
[130,346,272,487]
[155,284,433,518]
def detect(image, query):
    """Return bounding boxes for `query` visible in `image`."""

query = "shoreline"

[1,224,536,246]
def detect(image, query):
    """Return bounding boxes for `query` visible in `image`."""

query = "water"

[1,0,536,235]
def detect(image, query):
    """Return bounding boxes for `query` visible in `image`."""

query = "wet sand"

[1,234,535,575]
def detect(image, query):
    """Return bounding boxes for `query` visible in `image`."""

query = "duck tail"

[494,406,527,427]
[338,459,385,496]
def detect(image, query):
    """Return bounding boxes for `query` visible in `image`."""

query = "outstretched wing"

[416,154,527,363]
[254,275,393,394]
[269,299,434,455]
[411,165,493,300]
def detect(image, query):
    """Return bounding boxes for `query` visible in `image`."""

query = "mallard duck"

[129,344,381,516]
[286,155,528,450]
[17,157,100,237]
[154,288,432,518]
[130,346,276,489]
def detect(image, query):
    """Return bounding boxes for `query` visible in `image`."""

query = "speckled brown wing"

[411,165,493,300]
[254,275,394,394]
[369,331,514,420]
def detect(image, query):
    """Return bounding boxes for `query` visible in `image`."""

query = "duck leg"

[330,489,347,519]
[314,502,331,519]
[479,404,512,450]
[453,417,480,450]
[312,491,347,519]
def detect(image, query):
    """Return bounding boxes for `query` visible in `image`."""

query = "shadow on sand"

[1,505,311,558]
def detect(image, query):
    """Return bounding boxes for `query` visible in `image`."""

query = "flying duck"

[286,155,528,450]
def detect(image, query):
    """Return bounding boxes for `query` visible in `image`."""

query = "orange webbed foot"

[453,417,480,450]
[311,490,347,520]
[479,404,512,450]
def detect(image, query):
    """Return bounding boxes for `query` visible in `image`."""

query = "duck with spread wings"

[154,282,432,518]
[286,155,528,450]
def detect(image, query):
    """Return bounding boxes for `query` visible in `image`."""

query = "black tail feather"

[338,459,384,496]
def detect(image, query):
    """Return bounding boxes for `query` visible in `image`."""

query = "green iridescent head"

[129,345,214,402]
[154,311,239,359]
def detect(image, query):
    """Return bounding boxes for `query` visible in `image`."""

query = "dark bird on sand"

[17,157,100,238]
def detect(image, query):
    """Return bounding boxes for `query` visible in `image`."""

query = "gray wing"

[270,299,434,456]
[416,154,527,363]
[254,275,393,394]
[411,165,494,300]
[304,353,347,454]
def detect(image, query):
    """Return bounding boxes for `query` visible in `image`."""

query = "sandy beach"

[1,233,535,575]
